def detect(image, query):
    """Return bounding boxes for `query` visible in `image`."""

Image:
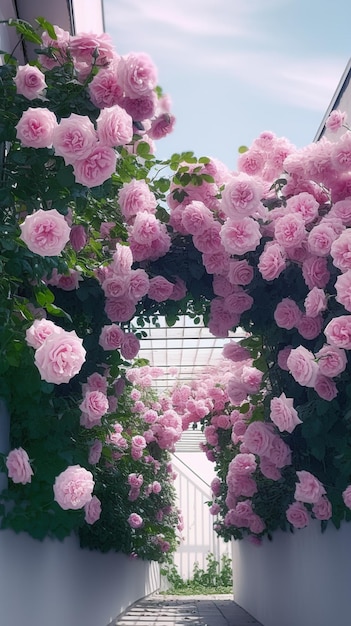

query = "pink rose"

[102,275,129,299]
[104,297,136,322]
[127,512,143,528]
[302,256,330,289]
[258,242,286,281]
[53,465,94,510]
[325,109,346,132]
[118,52,158,98]
[52,114,97,164]
[324,315,351,349]
[221,173,262,218]
[149,112,176,139]
[286,501,310,528]
[69,32,116,66]
[128,473,144,488]
[228,259,254,286]
[294,470,326,504]
[312,496,332,520]
[112,243,133,275]
[260,457,281,481]
[286,346,319,387]
[84,495,101,524]
[267,436,292,468]
[314,374,338,401]
[14,64,46,100]
[274,298,301,329]
[228,453,257,476]
[249,514,266,535]
[70,225,87,252]
[193,223,222,254]
[88,440,103,464]
[127,268,150,301]
[99,324,125,350]
[120,332,140,360]
[222,340,250,362]
[96,105,133,147]
[20,208,70,256]
[34,328,86,384]
[148,276,175,302]
[335,270,351,312]
[296,314,323,340]
[286,191,319,224]
[277,346,293,371]
[15,107,57,148]
[342,485,351,508]
[304,287,327,317]
[181,201,213,235]
[73,145,117,188]
[118,179,157,220]
[26,319,61,349]
[274,213,306,249]
[220,216,261,256]
[88,63,124,108]
[270,393,302,433]
[331,229,351,271]
[122,93,157,121]
[79,390,109,420]
[48,268,82,291]
[243,421,274,456]
[316,344,347,377]
[6,447,33,484]
[307,223,337,257]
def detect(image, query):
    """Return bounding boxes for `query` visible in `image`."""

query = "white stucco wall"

[232,520,351,626]
[0,530,160,626]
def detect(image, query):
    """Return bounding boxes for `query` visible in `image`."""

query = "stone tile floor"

[112,594,263,626]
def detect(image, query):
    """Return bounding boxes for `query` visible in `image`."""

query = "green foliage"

[161,553,233,595]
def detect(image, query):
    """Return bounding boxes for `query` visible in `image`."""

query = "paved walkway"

[113,593,262,626]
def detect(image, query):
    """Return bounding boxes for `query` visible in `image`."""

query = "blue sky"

[103,0,351,169]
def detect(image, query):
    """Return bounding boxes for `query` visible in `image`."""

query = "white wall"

[232,520,351,626]
[0,530,160,626]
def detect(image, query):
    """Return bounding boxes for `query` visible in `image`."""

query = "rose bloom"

[118,52,158,98]
[88,440,103,465]
[34,328,86,384]
[286,191,319,224]
[220,216,261,256]
[15,107,57,148]
[335,270,351,312]
[274,213,306,249]
[26,318,61,349]
[84,495,101,525]
[96,105,133,147]
[296,314,323,340]
[128,512,143,528]
[181,200,213,235]
[258,241,286,281]
[148,276,175,302]
[270,393,302,433]
[260,456,281,481]
[331,229,351,271]
[243,421,274,457]
[20,208,70,256]
[102,274,129,299]
[73,145,117,188]
[267,436,292,469]
[342,485,351,508]
[304,287,327,318]
[118,179,157,220]
[105,297,136,322]
[88,63,124,108]
[122,92,157,121]
[316,344,347,377]
[70,224,87,252]
[99,324,125,350]
[222,340,250,362]
[286,501,310,529]
[48,268,82,291]
[294,470,326,504]
[53,113,98,165]
[302,256,330,289]
[221,173,262,218]
[53,465,94,510]
[228,259,254,286]
[79,390,109,420]
[274,298,302,329]
[277,346,293,371]
[286,345,319,388]
[120,332,140,360]
[6,447,33,484]
[325,109,346,132]
[14,64,46,100]
[149,112,176,140]
[307,223,337,257]
[312,496,332,520]
[324,315,351,349]
[314,374,338,401]
[228,453,257,476]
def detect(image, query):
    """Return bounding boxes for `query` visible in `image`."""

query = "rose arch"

[2,17,351,573]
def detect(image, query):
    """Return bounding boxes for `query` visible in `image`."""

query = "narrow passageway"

[113,594,262,626]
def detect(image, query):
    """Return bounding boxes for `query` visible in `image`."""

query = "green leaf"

[35,286,55,307]
[35,17,57,39]
[8,19,42,44]
[238,145,248,154]
[45,303,72,322]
